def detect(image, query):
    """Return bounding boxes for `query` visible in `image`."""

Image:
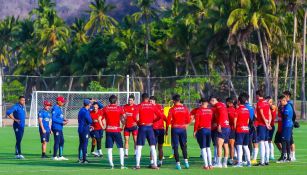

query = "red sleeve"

[185,107,191,124]
[154,106,164,122]
[167,108,173,126]
[194,110,200,133]
[101,108,106,120]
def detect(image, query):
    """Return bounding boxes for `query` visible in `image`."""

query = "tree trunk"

[284,57,289,88]
[301,9,307,120]
[145,14,151,95]
[238,43,254,89]
[257,30,270,95]
[274,56,280,105]
[294,55,298,109]
[288,13,297,90]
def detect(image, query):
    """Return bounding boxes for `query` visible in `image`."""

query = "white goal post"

[29,91,140,127]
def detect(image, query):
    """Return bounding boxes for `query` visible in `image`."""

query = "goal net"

[29,91,140,127]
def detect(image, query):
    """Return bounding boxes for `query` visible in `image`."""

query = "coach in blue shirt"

[278,95,294,162]
[78,99,93,163]
[6,96,26,159]
[51,96,69,161]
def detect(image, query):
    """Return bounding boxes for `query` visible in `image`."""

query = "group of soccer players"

[7,89,298,170]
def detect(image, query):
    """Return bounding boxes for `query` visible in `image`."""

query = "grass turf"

[0,123,306,175]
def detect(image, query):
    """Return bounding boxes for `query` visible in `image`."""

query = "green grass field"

[0,124,307,175]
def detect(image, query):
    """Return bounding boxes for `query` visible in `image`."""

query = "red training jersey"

[270,106,277,127]
[256,99,271,126]
[277,108,283,132]
[167,104,190,128]
[123,104,138,128]
[194,107,213,132]
[153,104,167,130]
[215,102,230,128]
[102,104,125,132]
[138,101,164,126]
[235,105,250,133]
[227,106,237,130]
[90,110,103,130]
[211,107,217,130]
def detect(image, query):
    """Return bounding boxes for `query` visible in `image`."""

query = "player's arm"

[38,113,46,133]
[193,112,199,137]
[98,116,104,129]
[233,111,238,130]
[86,111,93,125]
[216,107,222,132]
[52,110,64,124]
[165,110,173,135]
[49,118,53,134]
[7,105,20,123]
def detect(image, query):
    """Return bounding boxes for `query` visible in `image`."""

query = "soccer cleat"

[82,160,89,164]
[175,164,182,170]
[228,159,234,165]
[121,166,128,169]
[52,157,59,161]
[92,152,98,157]
[59,156,69,160]
[251,159,257,165]
[19,155,25,159]
[265,162,269,166]
[246,161,252,167]
[78,159,83,164]
[169,154,174,159]
[184,162,190,169]
[110,166,114,170]
[286,158,292,162]
[213,164,222,168]
[234,163,243,168]
[134,166,141,170]
[209,165,213,170]
[124,155,128,158]
[270,156,275,161]
[203,166,210,170]
[222,163,228,168]
[147,164,153,168]
[41,155,49,159]
[15,155,20,159]
[158,163,162,168]
[151,165,159,170]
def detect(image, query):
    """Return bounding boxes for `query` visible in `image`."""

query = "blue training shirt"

[282,103,294,128]
[78,107,92,133]
[51,104,64,131]
[244,102,255,121]
[6,103,26,128]
[38,108,51,132]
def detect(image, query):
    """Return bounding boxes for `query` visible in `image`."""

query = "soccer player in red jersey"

[166,94,190,170]
[234,95,251,167]
[209,96,230,168]
[226,97,237,165]
[135,93,165,170]
[194,98,213,170]
[190,100,201,122]
[123,95,138,158]
[274,103,283,155]
[101,95,127,169]
[150,96,167,167]
[255,90,272,166]
[266,96,277,160]
[90,102,104,157]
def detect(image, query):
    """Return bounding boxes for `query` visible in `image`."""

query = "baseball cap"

[83,99,91,105]
[44,100,52,106]
[56,96,66,103]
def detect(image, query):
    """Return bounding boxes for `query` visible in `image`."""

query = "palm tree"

[85,0,118,36]
[301,7,307,119]
[71,18,88,44]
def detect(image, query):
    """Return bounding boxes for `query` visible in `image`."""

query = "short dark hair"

[141,93,149,101]
[279,95,286,100]
[172,94,181,102]
[256,89,264,97]
[129,94,135,100]
[92,102,99,106]
[283,90,291,97]
[109,95,117,104]
[238,95,246,104]
[265,96,272,100]
[149,96,157,101]
[200,98,208,103]
[19,96,25,100]
[226,97,234,104]
[209,95,218,101]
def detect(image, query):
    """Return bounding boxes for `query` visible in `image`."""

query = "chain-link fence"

[2,74,307,126]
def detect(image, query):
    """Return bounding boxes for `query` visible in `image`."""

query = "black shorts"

[268,125,275,141]
[274,132,282,144]
[154,129,165,145]
[229,129,236,140]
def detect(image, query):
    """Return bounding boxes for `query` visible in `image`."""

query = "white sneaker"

[121,166,128,169]
[52,157,59,160]
[222,164,228,168]
[92,152,98,156]
[19,155,25,159]
[15,155,20,159]
[59,156,69,160]
[213,164,222,168]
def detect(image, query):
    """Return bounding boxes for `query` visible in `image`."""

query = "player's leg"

[58,131,67,160]
[52,130,60,159]
[251,127,259,164]
[78,132,83,162]
[256,126,266,166]
[179,129,189,169]
[14,126,23,158]
[222,128,230,168]
[124,128,130,157]
[90,131,97,155]
[235,133,243,167]
[215,131,224,168]
[135,126,146,169]
[41,132,50,158]
[197,129,208,169]
[115,132,126,169]
[205,129,213,169]
[243,133,251,167]
[157,130,165,167]
[106,132,115,168]
[96,130,103,157]
[264,128,270,164]
[171,128,181,170]
[228,133,235,165]
[148,127,158,169]
[211,130,218,165]
[132,129,138,156]
[268,125,275,160]
[290,128,296,161]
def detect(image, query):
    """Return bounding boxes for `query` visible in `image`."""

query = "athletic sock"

[125,148,128,156]
[214,146,218,163]
[217,157,222,165]
[150,145,157,166]
[107,148,114,167]
[184,159,188,163]
[269,142,274,158]
[201,148,208,167]
[260,141,265,164]
[119,148,124,166]
[206,147,212,166]
[237,145,243,164]
[223,157,228,166]
[265,141,270,163]
[253,147,259,160]
[136,146,143,167]
[243,145,251,162]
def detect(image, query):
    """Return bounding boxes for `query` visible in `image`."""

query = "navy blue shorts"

[90,130,103,139]
[249,127,258,143]
[124,126,138,136]
[39,131,50,143]
[268,125,275,141]
[257,125,269,141]
[211,130,217,146]
[282,127,292,142]
[229,129,236,140]
[217,127,230,144]
[196,128,211,148]
[171,128,187,148]
[136,126,156,146]
[154,129,165,145]
[274,131,282,144]
[105,132,123,148]
[236,132,250,145]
